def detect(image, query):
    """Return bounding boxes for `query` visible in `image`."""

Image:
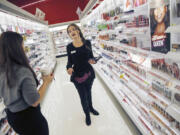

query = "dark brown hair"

[150,5,170,35]
[67,23,86,44]
[0,31,39,88]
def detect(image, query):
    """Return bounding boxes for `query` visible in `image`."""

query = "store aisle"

[41,57,139,135]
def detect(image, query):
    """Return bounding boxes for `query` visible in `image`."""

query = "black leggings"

[6,105,49,135]
[74,77,94,115]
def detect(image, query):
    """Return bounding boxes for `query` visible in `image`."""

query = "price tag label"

[120,74,124,79]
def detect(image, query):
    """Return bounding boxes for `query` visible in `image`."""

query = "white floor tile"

[41,57,139,135]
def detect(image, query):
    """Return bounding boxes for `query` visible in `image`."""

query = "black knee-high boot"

[74,83,92,125]
[86,79,99,116]
[85,112,91,126]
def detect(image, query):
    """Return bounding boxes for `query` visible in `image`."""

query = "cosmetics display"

[125,15,149,28]
[172,44,180,52]
[124,60,147,78]
[151,102,180,134]
[95,14,151,50]
[97,22,118,31]
[82,27,98,41]
[99,34,110,41]
[93,39,180,134]
[23,31,56,90]
[98,31,150,50]
[0,117,17,135]
[81,0,180,134]
[151,57,180,81]
[52,29,70,57]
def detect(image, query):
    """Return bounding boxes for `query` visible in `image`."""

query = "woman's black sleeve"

[66,45,73,69]
[87,40,94,59]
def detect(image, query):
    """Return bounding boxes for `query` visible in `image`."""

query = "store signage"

[124,0,133,12]
[35,8,46,21]
[76,7,82,19]
[150,0,170,54]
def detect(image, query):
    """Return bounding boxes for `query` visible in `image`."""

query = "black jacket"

[66,40,95,81]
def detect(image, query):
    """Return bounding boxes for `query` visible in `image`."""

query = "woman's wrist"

[44,80,51,85]
[41,80,49,89]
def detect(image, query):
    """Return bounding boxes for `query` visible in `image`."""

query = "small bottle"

[175,121,179,129]
[157,106,161,113]
[160,108,164,115]
[171,120,176,129]
[169,115,174,123]
[164,112,167,118]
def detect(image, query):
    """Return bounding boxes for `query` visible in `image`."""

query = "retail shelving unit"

[81,0,180,135]
[52,29,70,57]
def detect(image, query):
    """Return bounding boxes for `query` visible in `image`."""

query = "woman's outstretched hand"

[67,68,74,75]
[42,74,54,83]
[88,59,96,64]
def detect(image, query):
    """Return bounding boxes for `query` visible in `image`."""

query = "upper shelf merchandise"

[52,29,70,57]
[81,0,180,135]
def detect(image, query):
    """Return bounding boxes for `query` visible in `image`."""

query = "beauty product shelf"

[52,29,70,56]
[92,45,180,134]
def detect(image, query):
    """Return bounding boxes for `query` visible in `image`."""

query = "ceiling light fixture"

[20,0,46,8]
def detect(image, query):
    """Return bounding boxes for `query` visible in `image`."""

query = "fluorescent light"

[21,0,46,8]
[49,25,68,32]
[49,23,81,32]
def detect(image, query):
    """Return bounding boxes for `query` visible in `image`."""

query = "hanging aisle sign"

[150,0,170,54]
[35,8,46,21]
[76,7,82,19]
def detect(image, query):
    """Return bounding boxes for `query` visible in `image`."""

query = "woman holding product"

[0,31,53,135]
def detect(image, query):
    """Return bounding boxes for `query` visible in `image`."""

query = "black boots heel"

[90,108,99,116]
[85,113,91,126]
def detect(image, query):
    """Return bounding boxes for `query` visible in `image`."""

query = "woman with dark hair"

[66,24,99,126]
[150,1,170,53]
[151,5,169,35]
[0,31,52,135]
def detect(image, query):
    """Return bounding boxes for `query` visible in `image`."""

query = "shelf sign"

[150,0,170,54]
[76,7,82,19]
[35,8,46,21]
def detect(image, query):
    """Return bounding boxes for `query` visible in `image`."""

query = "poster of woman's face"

[150,1,170,54]
[124,0,133,11]
[154,6,167,24]
[133,0,147,7]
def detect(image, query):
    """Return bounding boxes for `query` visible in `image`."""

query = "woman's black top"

[66,40,95,81]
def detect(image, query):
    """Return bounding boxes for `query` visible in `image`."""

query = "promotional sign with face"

[133,0,147,7]
[124,0,134,12]
[150,0,170,54]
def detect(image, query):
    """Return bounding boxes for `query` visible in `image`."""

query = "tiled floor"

[41,57,141,135]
